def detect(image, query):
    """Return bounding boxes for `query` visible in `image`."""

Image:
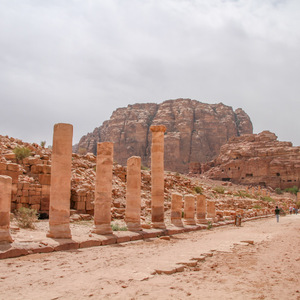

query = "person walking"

[275,206,280,222]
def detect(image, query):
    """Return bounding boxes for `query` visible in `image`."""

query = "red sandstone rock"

[203,131,300,189]
[75,99,253,173]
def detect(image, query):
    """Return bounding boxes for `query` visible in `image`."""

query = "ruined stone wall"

[203,131,300,189]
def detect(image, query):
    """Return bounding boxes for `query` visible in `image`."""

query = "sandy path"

[0,215,299,300]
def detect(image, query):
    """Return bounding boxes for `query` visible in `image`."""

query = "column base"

[92,224,113,235]
[197,218,209,224]
[171,220,184,227]
[184,219,197,225]
[0,230,13,243]
[152,222,166,229]
[126,222,142,232]
[47,224,72,239]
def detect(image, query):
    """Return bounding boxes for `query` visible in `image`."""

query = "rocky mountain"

[202,131,300,189]
[75,98,253,173]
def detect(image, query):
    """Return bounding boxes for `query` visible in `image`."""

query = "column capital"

[150,125,166,133]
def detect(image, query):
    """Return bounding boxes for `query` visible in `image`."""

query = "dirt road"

[0,215,299,300]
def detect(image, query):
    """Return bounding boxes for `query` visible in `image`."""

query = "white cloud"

[0,0,300,146]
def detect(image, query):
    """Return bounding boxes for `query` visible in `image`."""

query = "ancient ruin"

[196,194,208,224]
[93,142,114,235]
[150,125,166,229]
[125,156,142,231]
[47,123,73,239]
[184,194,196,225]
[171,192,184,227]
[75,99,253,173]
[202,131,300,189]
[207,200,216,223]
[0,175,13,243]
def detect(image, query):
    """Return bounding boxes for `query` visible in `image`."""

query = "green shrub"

[284,186,299,195]
[252,204,262,209]
[261,196,275,203]
[275,188,283,195]
[141,164,150,171]
[13,146,31,161]
[207,221,213,230]
[234,190,253,198]
[40,141,46,148]
[111,223,127,231]
[15,207,38,229]
[194,186,203,194]
[213,186,225,194]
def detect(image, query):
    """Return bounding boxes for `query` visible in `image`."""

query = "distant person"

[289,206,293,215]
[295,207,298,215]
[275,206,280,222]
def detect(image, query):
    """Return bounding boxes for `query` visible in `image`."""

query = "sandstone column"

[92,142,113,235]
[196,194,207,224]
[184,194,196,225]
[150,125,166,229]
[171,192,183,227]
[47,123,73,239]
[125,156,141,231]
[0,175,13,243]
[207,200,216,223]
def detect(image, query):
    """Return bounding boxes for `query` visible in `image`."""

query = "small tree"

[40,141,46,148]
[13,146,31,162]
[194,186,203,194]
[15,207,38,229]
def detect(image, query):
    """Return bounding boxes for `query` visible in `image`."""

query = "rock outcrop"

[75,99,253,173]
[202,131,300,189]
[1,134,297,220]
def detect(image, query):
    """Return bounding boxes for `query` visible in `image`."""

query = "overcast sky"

[1,0,300,147]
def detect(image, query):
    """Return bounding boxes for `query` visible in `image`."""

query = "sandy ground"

[0,215,299,300]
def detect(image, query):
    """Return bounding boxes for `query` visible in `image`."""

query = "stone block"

[74,202,86,211]
[42,165,51,174]
[0,163,7,171]
[54,241,79,251]
[42,185,50,195]
[79,239,102,248]
[39,174,51,185]
[7,163,19,172]
[100,235,117,245]
[30,245,54,254]
[0,248,29,259]
[85,201,94,211]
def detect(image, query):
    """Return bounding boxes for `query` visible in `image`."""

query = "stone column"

[171,192,183,227]
[196,194,207,224]
[125,156,141,231]
[297,192,300,201]
[207,200,216,223]
[47,123,73,239]
[184,194,196,225]
[150,125,166,229]
[0,175,13,243]
[92,142,113,235]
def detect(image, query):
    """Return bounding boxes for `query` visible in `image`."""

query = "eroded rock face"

[75,99,253,173]
[203,131,300,189]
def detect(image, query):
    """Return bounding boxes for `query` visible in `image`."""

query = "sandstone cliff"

[75,99,253,173]
[202,131,300,189]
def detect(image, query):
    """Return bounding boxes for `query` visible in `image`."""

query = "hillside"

[75,98,253,173]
